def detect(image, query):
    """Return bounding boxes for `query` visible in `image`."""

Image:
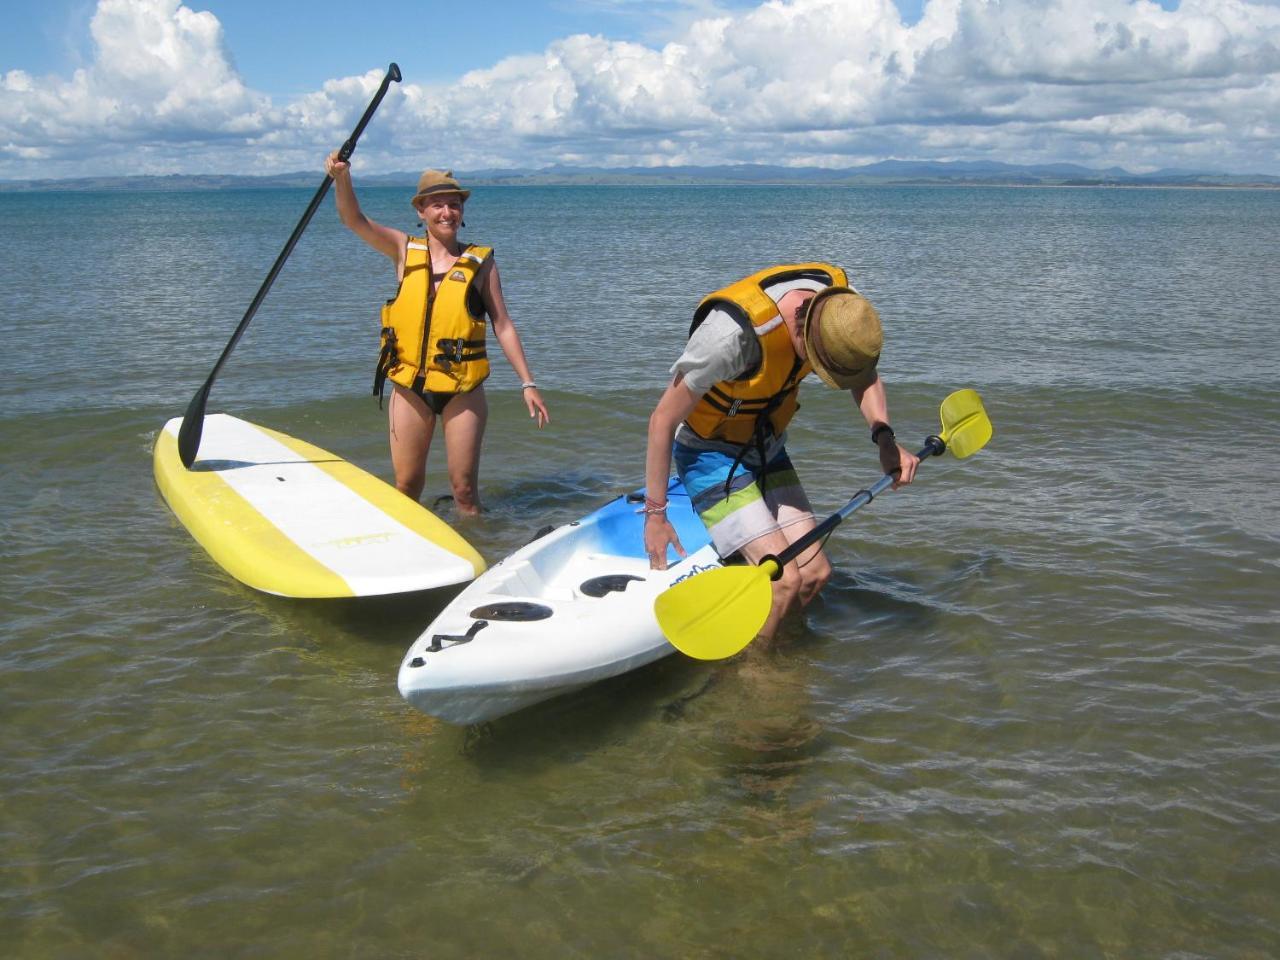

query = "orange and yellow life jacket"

[374,240,492,398]
[683,262,848,446]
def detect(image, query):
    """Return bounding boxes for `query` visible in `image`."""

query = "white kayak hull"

[397,479,723,724]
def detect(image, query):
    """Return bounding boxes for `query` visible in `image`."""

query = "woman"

[326,154,549,515]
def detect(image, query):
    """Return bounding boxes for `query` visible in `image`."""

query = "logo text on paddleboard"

[316,532,395,549]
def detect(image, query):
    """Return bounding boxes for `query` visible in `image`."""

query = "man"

[643,262,919,641]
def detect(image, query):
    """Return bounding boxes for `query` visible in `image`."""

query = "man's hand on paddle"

[878,436,920,489]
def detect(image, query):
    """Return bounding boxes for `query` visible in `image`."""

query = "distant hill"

[2,161,1277,192]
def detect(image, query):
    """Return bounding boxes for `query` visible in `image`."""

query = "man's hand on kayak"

[644,513,685,571]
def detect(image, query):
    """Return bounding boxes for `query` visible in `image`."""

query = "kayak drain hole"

[469,602,553,622]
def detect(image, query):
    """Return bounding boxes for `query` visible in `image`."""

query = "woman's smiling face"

[417,194,465,233]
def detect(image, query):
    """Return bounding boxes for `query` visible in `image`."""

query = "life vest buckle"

[435,337,467,370]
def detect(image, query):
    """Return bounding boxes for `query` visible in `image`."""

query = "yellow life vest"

[375,239,492,398]
[684,262,849,445]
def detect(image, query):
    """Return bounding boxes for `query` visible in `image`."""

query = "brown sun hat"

[411,169,471,207]
[802,286,883,390]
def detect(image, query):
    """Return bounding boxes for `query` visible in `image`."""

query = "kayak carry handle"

[422,620,489,656]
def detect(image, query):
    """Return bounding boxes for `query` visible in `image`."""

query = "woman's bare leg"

[440,387,488,516]
[388,385,436,501]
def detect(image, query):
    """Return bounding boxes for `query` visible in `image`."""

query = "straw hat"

[802,286,883,390]
[411,169,471,206]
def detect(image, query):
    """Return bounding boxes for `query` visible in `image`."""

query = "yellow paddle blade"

[654,561,777,660]
[938,388,993,459]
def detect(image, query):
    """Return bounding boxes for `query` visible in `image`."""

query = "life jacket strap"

[720,355,807,499]
[373,326,399,409]
[433,337,487,371]
[702,385,772,417]
[722,398,783,500]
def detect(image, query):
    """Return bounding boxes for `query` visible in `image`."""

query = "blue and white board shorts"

[672,442,815,558]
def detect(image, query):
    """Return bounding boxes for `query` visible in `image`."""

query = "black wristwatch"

[870,423,895,445]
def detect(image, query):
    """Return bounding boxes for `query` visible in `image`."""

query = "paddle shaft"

[761,436,945,576]
[177,63,402,468]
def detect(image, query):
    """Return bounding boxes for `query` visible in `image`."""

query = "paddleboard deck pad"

[154,414,485,598]
[397,478,724,724]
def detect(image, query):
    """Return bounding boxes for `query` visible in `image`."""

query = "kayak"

[397,478,724,724]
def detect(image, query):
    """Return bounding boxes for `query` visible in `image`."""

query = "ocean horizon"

[4,156,1280,192]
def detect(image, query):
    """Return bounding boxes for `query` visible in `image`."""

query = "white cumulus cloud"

[2,0,273,172]
[2,0,1279,178]
[388,0,1280,172]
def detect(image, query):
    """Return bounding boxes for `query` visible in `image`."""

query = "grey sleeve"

[670,310,760,398]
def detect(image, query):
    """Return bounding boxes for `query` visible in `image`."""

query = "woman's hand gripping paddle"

[177,63,402,468]
[653,388,993,660]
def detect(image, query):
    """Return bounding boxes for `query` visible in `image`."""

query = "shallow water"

[2,184,1278,957]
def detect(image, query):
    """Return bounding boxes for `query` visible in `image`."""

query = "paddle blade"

[176,382,211,468]
[654,561,776,661]
[938,388,992,459]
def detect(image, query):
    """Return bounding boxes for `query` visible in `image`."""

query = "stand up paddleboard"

[397,478,723,724]
[154,414,485,598]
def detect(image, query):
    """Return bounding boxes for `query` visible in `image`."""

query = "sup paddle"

[654,388,993,660]
[176,62,403,468]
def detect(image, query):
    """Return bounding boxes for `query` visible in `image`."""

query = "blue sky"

[2,0,1274,180]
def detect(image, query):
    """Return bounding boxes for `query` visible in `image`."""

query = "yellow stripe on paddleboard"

[154,425,352,597]
[262,425,485,579]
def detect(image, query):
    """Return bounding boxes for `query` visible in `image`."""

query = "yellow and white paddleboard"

[154,414,486,598]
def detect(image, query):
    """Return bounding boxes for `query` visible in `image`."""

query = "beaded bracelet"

[636,497,668,516]
[521,381,537,390]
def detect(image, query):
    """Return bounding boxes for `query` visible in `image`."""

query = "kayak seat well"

[477,558,559,599]
[579,574,645,598]
[469,483,714,605]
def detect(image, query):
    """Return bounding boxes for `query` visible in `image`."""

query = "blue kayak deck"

[583,478,709,560]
